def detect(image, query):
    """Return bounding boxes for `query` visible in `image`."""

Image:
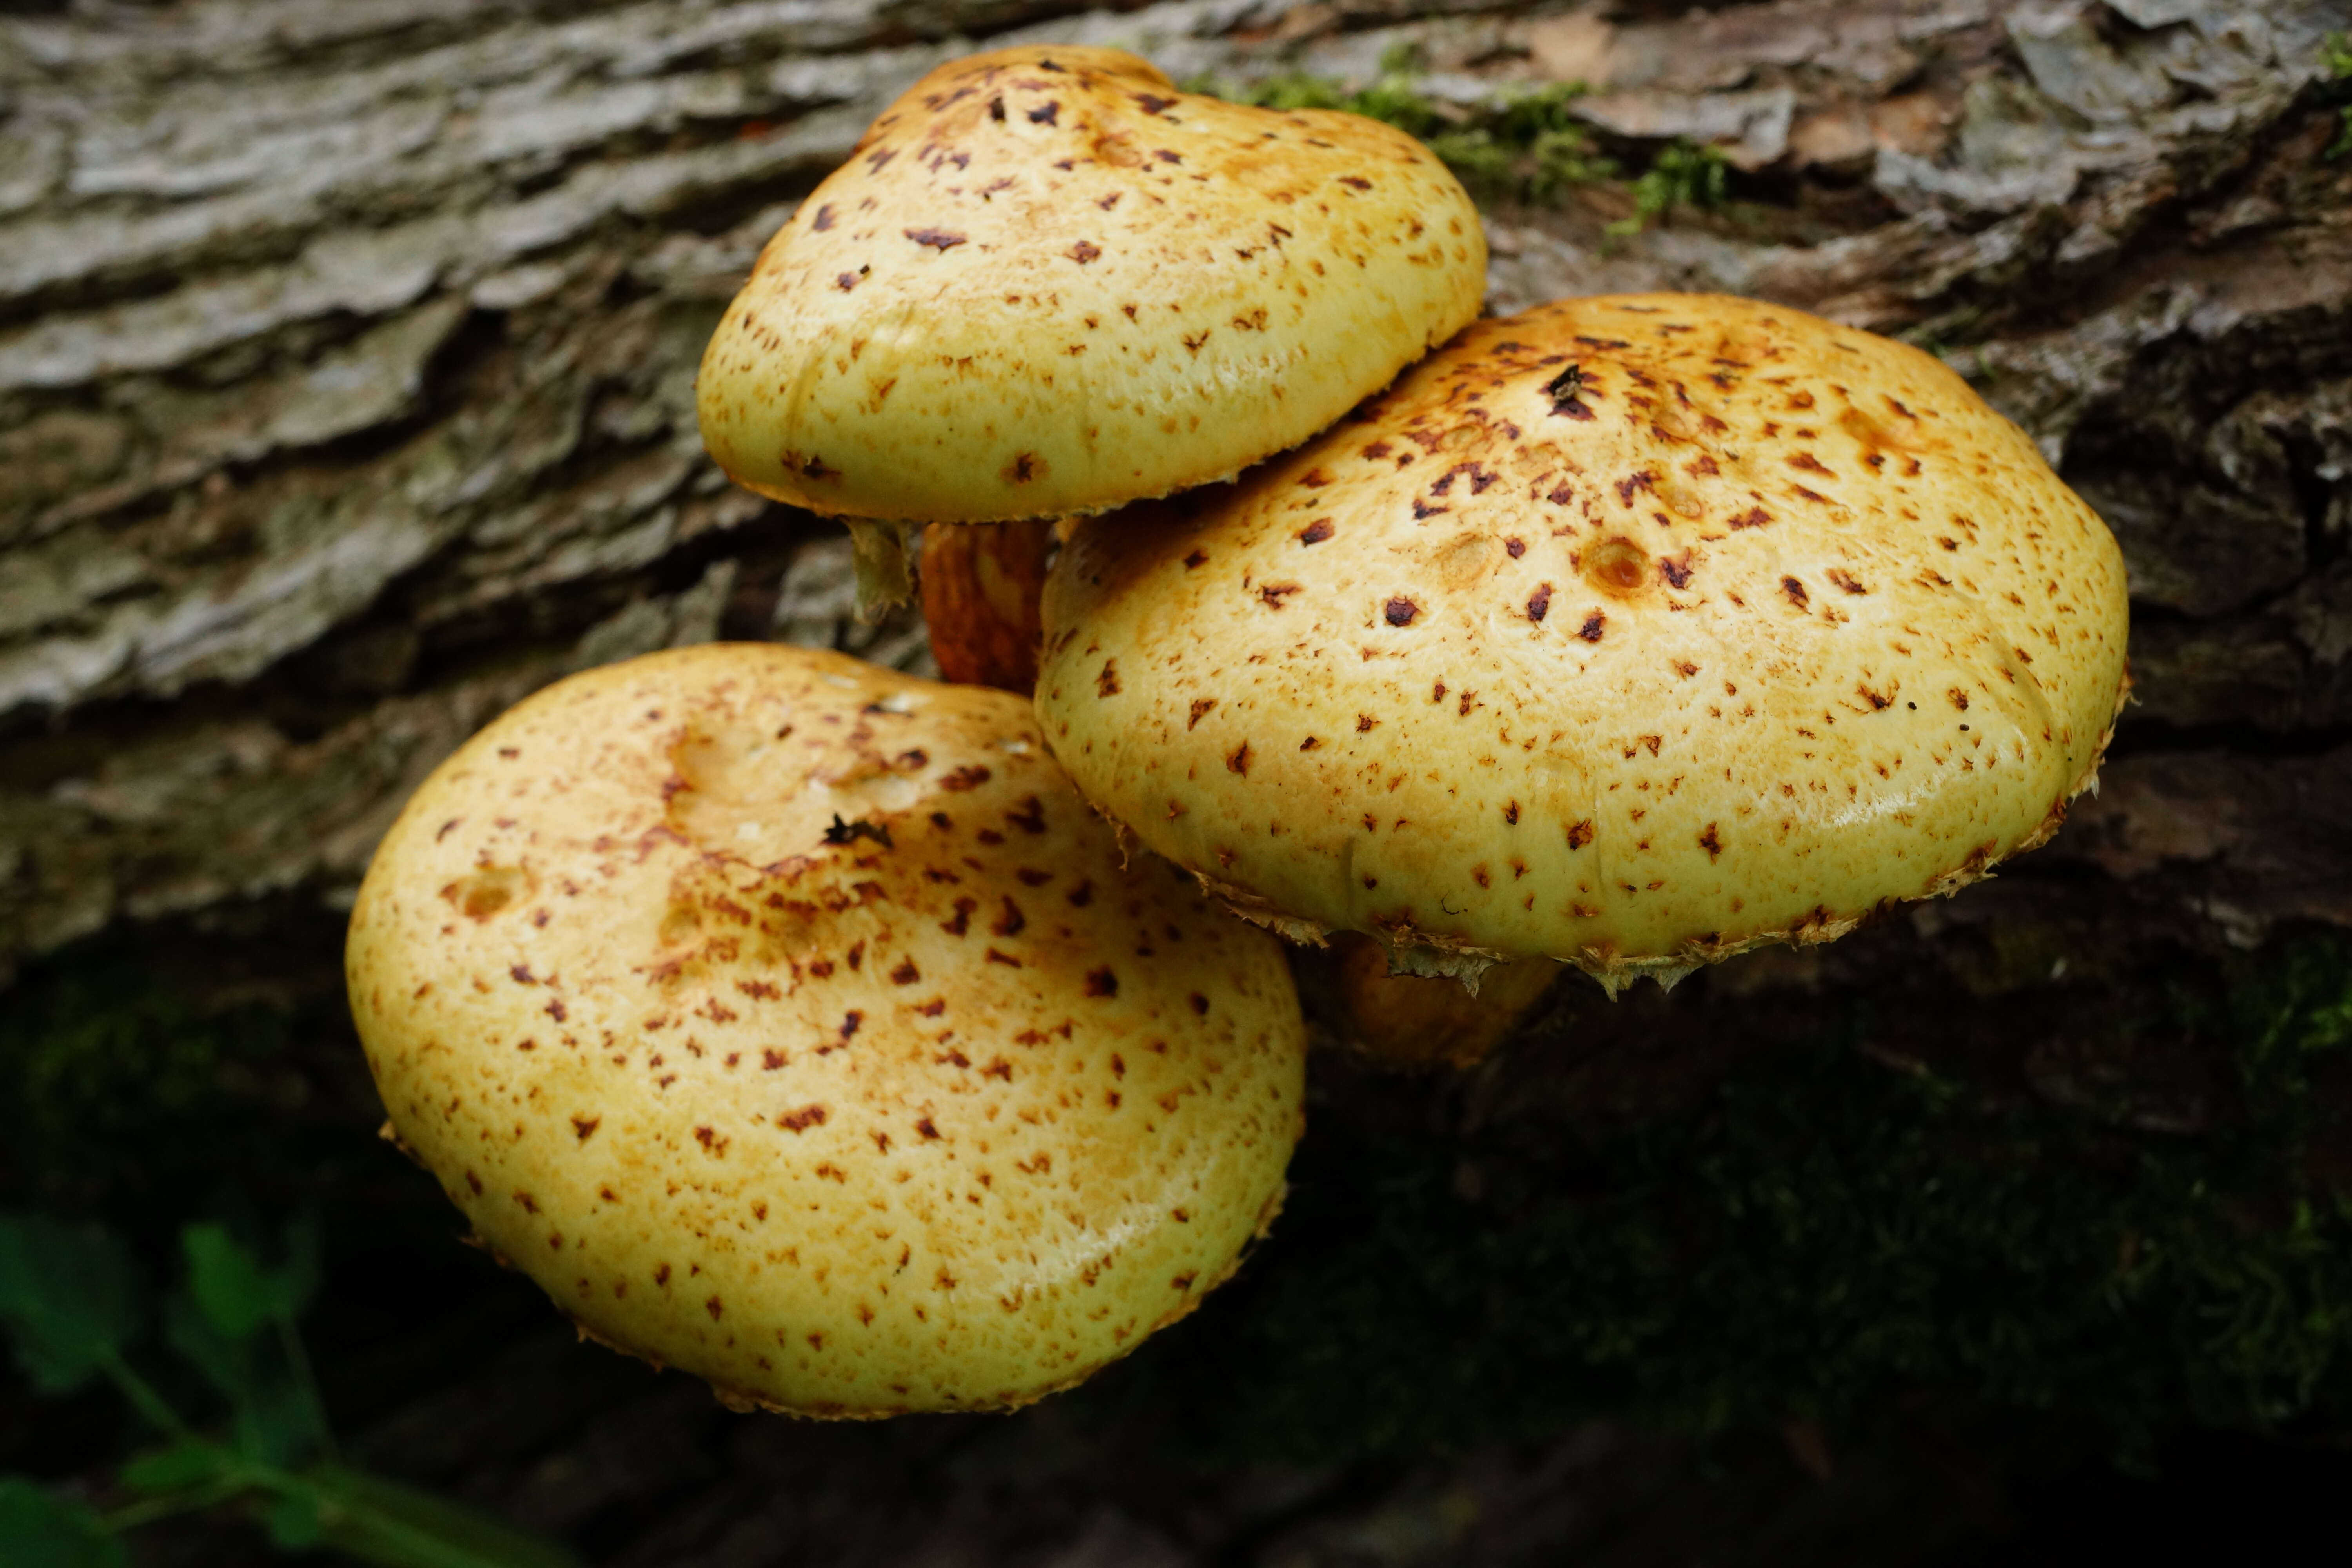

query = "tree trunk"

[4,0,2345,988]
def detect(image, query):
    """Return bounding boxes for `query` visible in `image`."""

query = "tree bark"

[3,0,2346,992]
[3,0,2348,987]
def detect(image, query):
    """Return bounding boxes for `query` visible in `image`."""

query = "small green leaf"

[162,1288,246,1397]
[181,1225,275,1341]
[119,1440,235,1496]
[0,1477,131,1568]
[163,1293,324,1466]
[0,1215,143,1395]
[181,1215,320,1341]
[298,1468,579,1568]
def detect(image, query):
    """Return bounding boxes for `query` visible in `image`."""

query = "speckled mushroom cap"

[346,644,1305,1416]
[1036,294,2131,993]
[695,44,1485,524]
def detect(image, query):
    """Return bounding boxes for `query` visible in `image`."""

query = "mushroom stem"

[921,519,1058,693]
[842,517,921,622]
[1302,932,1561,1072]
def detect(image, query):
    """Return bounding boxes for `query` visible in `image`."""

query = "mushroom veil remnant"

[1303,932,1564,1071]
[1037,294,2132,996]
[695,44,1486,613]
[347,645,1306,1415]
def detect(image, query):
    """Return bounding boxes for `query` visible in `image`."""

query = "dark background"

[5,0,2352,1562]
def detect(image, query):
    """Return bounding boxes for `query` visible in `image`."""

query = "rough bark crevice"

[0,0,2345,974]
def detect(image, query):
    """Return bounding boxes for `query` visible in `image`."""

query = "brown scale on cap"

[347,645,1305,1416]
[696,45,1485,527]
[1037,294,2131,995]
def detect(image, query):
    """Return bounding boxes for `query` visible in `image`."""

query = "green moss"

[1186,72,1619,203]
[1109,939,2352,1464]
[0,947,413,1270]
[1189,67,1765,232]
[1608,139,1731,236]
[1187,70,1435,135]
[0,959,289,1209]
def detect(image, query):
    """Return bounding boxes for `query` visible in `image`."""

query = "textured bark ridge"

[4,1,2347,988]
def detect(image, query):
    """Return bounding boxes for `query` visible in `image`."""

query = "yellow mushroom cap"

[695,45,1485,523]
[1037,294,2131,993]
[346,645,1305,1415]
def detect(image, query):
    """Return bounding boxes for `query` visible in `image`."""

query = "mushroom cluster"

[348,45,2131,1415]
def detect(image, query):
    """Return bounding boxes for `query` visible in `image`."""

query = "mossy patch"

[1186,72,1623,208]
[0,957,290,1212]
[1105,940,2352,1464]
[0,942,398,1264]
[1185,69,1740,234]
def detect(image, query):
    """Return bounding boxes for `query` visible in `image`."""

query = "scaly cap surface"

[347,644,1305,1414]
[1037,295,2131,992]
[696,45,1485,523]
